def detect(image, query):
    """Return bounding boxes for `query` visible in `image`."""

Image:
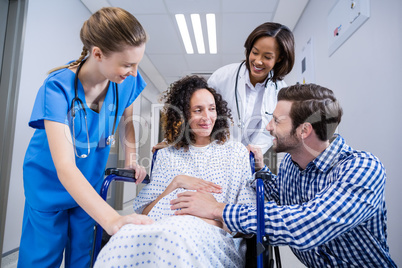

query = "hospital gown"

[95,141,256,267]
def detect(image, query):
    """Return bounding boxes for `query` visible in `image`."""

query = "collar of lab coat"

[236,63,277,117]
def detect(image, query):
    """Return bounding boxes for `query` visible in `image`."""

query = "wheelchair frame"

[90,151,281,268]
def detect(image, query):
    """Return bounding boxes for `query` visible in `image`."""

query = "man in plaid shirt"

[172,83,396,267]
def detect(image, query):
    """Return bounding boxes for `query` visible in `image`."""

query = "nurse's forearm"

[57,165,121,234]
[121,104,138,167]
[124,122,137,167]
[44,119,142,235]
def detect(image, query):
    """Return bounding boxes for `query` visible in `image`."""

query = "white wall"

[285,0,402,266]
[3,0,91,253]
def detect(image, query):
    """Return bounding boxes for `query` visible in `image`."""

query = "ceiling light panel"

[190,14,205,54]
[175,14,194,54]
[176,13,217,55]
[206,13,217,54]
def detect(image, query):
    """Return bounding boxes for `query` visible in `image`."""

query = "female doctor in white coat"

[208,22,295,163]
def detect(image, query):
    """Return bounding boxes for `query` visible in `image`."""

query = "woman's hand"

[246,144,264,171]
[172,175,222,193]
[106,213,154,236]
[142,175,221,215]
[126,163,147,184]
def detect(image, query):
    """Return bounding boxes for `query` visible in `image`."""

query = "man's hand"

[246,144,264,171]
[170,190,226,222]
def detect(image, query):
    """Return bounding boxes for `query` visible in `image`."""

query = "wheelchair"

[90,151,281,268]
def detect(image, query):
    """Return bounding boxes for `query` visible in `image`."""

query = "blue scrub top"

[23,66,146,212]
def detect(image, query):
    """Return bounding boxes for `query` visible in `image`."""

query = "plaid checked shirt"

[223,135,396,267]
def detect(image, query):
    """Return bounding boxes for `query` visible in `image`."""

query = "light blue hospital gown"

[95,141,256,267]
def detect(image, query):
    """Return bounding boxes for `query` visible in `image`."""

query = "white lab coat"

[208,62,286,154]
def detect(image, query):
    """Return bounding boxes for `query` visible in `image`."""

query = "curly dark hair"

[160,75,232,148]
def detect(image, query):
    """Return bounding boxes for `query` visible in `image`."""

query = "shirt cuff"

[261,165,269,172]
[223,204,243,232]
[223,203,259,234]
[251,165,269,187]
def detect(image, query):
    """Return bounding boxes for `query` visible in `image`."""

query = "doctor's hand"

[126,163,147,184]
[107,213,154,236]
[151,140,169,153]
[172,175,222,193]
[246,144,264,171]
[170,190,226,222]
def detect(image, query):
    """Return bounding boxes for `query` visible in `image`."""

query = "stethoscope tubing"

[72,59,118,158]
[234,61,276,129]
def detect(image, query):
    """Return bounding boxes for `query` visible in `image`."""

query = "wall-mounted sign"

[328,0,370,56]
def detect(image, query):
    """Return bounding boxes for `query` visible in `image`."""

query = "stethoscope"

[71,59,119,158]
[234,61,277,129]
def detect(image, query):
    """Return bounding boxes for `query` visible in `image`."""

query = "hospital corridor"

[1,0,401,267]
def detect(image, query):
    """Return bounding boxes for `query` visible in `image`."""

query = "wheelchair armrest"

[92,168,151,265]
[100,168,150,201]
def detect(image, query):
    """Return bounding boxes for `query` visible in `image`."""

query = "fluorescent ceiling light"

[175,14,194,54]
[175,13,217,54]
[206,14,217,54]
[191,14,205,54]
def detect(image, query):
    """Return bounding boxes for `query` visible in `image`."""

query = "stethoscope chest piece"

[106,135,115,146]
[237,121,245,129]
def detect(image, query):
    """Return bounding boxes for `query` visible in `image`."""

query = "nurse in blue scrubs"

[18,7,153,268]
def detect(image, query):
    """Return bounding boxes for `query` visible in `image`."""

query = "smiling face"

[266,100,302,153]
[188,89,217,146]
[98,44,146,84]
[248,36,281,86]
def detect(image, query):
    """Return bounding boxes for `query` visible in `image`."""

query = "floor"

[1,250,18,268]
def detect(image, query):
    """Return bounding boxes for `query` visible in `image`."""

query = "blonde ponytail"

[47,47,88,74]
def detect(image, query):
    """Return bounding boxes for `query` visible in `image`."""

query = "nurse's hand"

[126,163,147,184]
[109,213,154,236]
[246,144,264,171]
